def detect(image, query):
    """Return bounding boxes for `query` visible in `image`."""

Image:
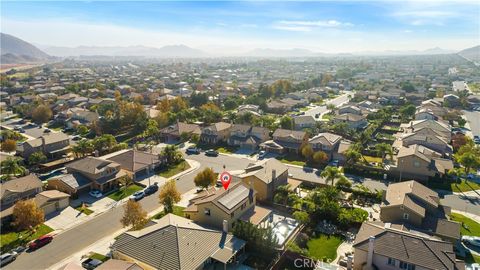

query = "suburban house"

[235,158,288,201]
[414,108,439,121]
[159,122,200,143]
[338,105,362,115]
[293,115,316,130]
[400,132,452,156]
[34,190,70,216]
[237,104,261,116]
[260,129,308,154]
[0,174,43,222]
[200,122,232,144]
[184,182,272,231]
[333,113,368,130]
[64,157,128,192]
[380,180,460,243]
[19,132,71,160]
[353,221,464,270]
[405,119,451,142]
[106,150,163,180]
[443,94,460,107]
[389,144,453,180]
[227,124,269,150]
[47,173,92,197]
[111,214,246,270]
[95,259,144,270]
[308,132,342,158]
[57,107,99,128]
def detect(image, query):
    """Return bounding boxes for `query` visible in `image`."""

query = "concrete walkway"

[45,207,88,232]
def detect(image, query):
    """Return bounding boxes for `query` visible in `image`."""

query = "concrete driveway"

[45,206,88,231]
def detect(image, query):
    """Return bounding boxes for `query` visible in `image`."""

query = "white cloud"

[272,25,312,32]
[275,19,354,29]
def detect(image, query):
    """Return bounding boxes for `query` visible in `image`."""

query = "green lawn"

[107,184,143,201]
[306,234,343,261]
[158,160,191,178]
[450,213,480,236]
[152,206,185,219]
[427,179,480,193]
[0,224,53,252]
[363,155,383,163]
[75,206,94,215]
[464,252,480,264]
[89,252,110,262]
[277,154,306,167]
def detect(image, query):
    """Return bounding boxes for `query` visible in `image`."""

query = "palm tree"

[375,143,394,161]
[72,139,94,158]
[1,157,26,179]
[320,166,347,186]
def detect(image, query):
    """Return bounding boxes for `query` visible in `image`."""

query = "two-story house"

[159,122,201,143]
[308,132,342,158]
[333,113,368,130]
[380,180,460,243]
[235,158,288,201]
[353,221,464,270]
[200,122,232,145]
[19,132,71,160]
[0,174,43,223]
[227,124,269,150]
[293,115,316,130]
[260,129,308,154]
[106,150,164,181]
[65,157,127,192]
[184,182,271,231]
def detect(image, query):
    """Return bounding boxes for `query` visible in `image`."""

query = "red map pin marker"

[220,171,232,190]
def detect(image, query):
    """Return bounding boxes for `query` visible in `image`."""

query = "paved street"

[463,110,480,137]
[304,91,352,117]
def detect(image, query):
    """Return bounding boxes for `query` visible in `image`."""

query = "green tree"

[144,119,159,138]
[280,116,293,130]
[301,144,314,161]
[313,151,329,165]
[76,125,89,136]
[162,145,183,165]
[399,104,416,120]
[194,168,216,190]
[28,152,47,165]
[159,180,181,213]
[232,221,278,257]
[320,166,347,186]
[93,134,117,154]
[1,157,26,179]
[72,139,94,157]
[335,177,352,190]
[292,211,310,225]
[273,184,292,205]
[375,143,393,160]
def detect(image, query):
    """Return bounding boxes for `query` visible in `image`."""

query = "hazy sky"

[2,1,479,54]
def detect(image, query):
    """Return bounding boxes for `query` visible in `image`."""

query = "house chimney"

[271,169,276,181]
[367,236,375,269]
[222,220,228,233]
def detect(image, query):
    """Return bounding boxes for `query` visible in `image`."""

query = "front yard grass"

[306,234,343,262]
[157,160,190,178]
[152,206,185,219]
[107,184,143,201]
[450,213,480,236]
[89,252,110,262]
[427,179,480,193]
[0,224,53,252]
[277,154,307,167]
[75,205,94,215]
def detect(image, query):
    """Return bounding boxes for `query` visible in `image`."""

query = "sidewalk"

[451,209,480,223]
[49,186,199,270]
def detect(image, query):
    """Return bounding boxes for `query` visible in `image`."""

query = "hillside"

[0,33,50,63]
[458,45,480,62]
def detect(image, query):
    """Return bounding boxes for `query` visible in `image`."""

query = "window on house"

[399,262,415,270]
[403,213,409,220]
[413,160,421,168]
[204,209,210,216]
[387,258,396,266]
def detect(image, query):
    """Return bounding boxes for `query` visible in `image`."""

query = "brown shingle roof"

[107,150,159,172]
[273,128,306,140]
[0,174,42,199]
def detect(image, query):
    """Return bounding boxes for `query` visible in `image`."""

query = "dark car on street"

[205,149,219,157]
[186,147,201,154]
[144,183,159,195]
[28,235,53,250]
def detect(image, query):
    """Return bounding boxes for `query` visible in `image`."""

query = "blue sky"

[2,1,479,54]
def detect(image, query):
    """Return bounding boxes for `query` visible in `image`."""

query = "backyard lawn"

[0,224,53,252]
[306,234,343,262]
[158,160,190,178]
[152,206,185,219]
[450,213,480,236]
[427,179,480,193]
[362,155,382,164]
[108,184,143,201]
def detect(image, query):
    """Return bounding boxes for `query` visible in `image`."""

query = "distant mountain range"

[41,44,207,58]
[1,33,51,64]
[458,45,480,62]
[1,32,478,61]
